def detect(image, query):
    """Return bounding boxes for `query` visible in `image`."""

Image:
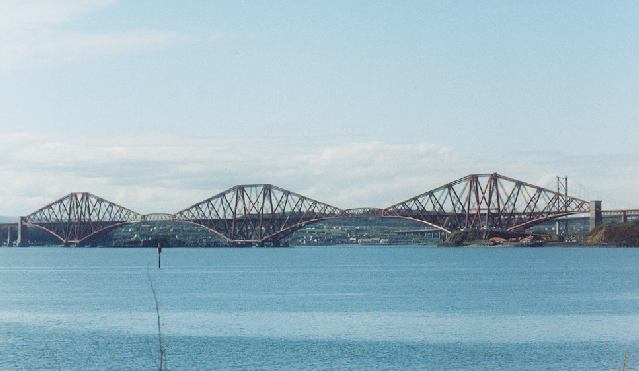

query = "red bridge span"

[14,173,602,246]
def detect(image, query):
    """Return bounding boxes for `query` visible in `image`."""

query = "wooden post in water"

[157,244,162,269]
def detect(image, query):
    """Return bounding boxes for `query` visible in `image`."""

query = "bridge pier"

[621,211,628,223]
[16,217,26,246]
[589,201,602,232]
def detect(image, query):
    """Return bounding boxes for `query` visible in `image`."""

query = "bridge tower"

[589,200,602,232]
[16,217,26,246]
[555,176,568,237]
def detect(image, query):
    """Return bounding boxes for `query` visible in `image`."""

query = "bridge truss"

[17,173,593,246]
[385,173,590,233]
[174,184,343,245]
[22,192,140,245]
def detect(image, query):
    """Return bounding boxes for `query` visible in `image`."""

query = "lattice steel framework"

[174,184,343,244]
[384,173,590,233]
[23,192,141,244]
[18,173,595,246]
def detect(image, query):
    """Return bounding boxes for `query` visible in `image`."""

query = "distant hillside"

[0,216,17,223]
[585,222,639,246]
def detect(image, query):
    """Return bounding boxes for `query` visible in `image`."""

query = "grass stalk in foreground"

[146,267,167,371]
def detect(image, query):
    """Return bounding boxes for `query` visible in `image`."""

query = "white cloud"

[0,0,177,70]
[0,0,114,31]
[38,30,178,60]
[1,132,638,217]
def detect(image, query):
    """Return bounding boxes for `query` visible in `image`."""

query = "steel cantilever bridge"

[18,173,591,246]
[20,192,142,245]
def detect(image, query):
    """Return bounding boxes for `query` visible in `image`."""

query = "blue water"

[1,246,638,370]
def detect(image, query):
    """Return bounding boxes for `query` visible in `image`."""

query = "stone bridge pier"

[589,200,602,232]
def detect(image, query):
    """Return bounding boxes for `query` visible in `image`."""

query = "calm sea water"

[0,246,638,370]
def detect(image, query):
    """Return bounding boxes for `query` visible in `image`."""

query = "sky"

[1,0,639,215]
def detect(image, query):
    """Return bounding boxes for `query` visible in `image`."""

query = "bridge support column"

[16,217,26,246]
[621,211,628,223]
[589,201,602,232]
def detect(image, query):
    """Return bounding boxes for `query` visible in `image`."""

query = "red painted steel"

[21,173,594,245]
[173,184,343,245]
[384,173,590,233]
[23,192,140,244]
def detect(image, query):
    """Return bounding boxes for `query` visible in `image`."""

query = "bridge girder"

[22,192,140,245]
[18,173,593,246]
[384,173,590,232]
[174,184,344,245]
